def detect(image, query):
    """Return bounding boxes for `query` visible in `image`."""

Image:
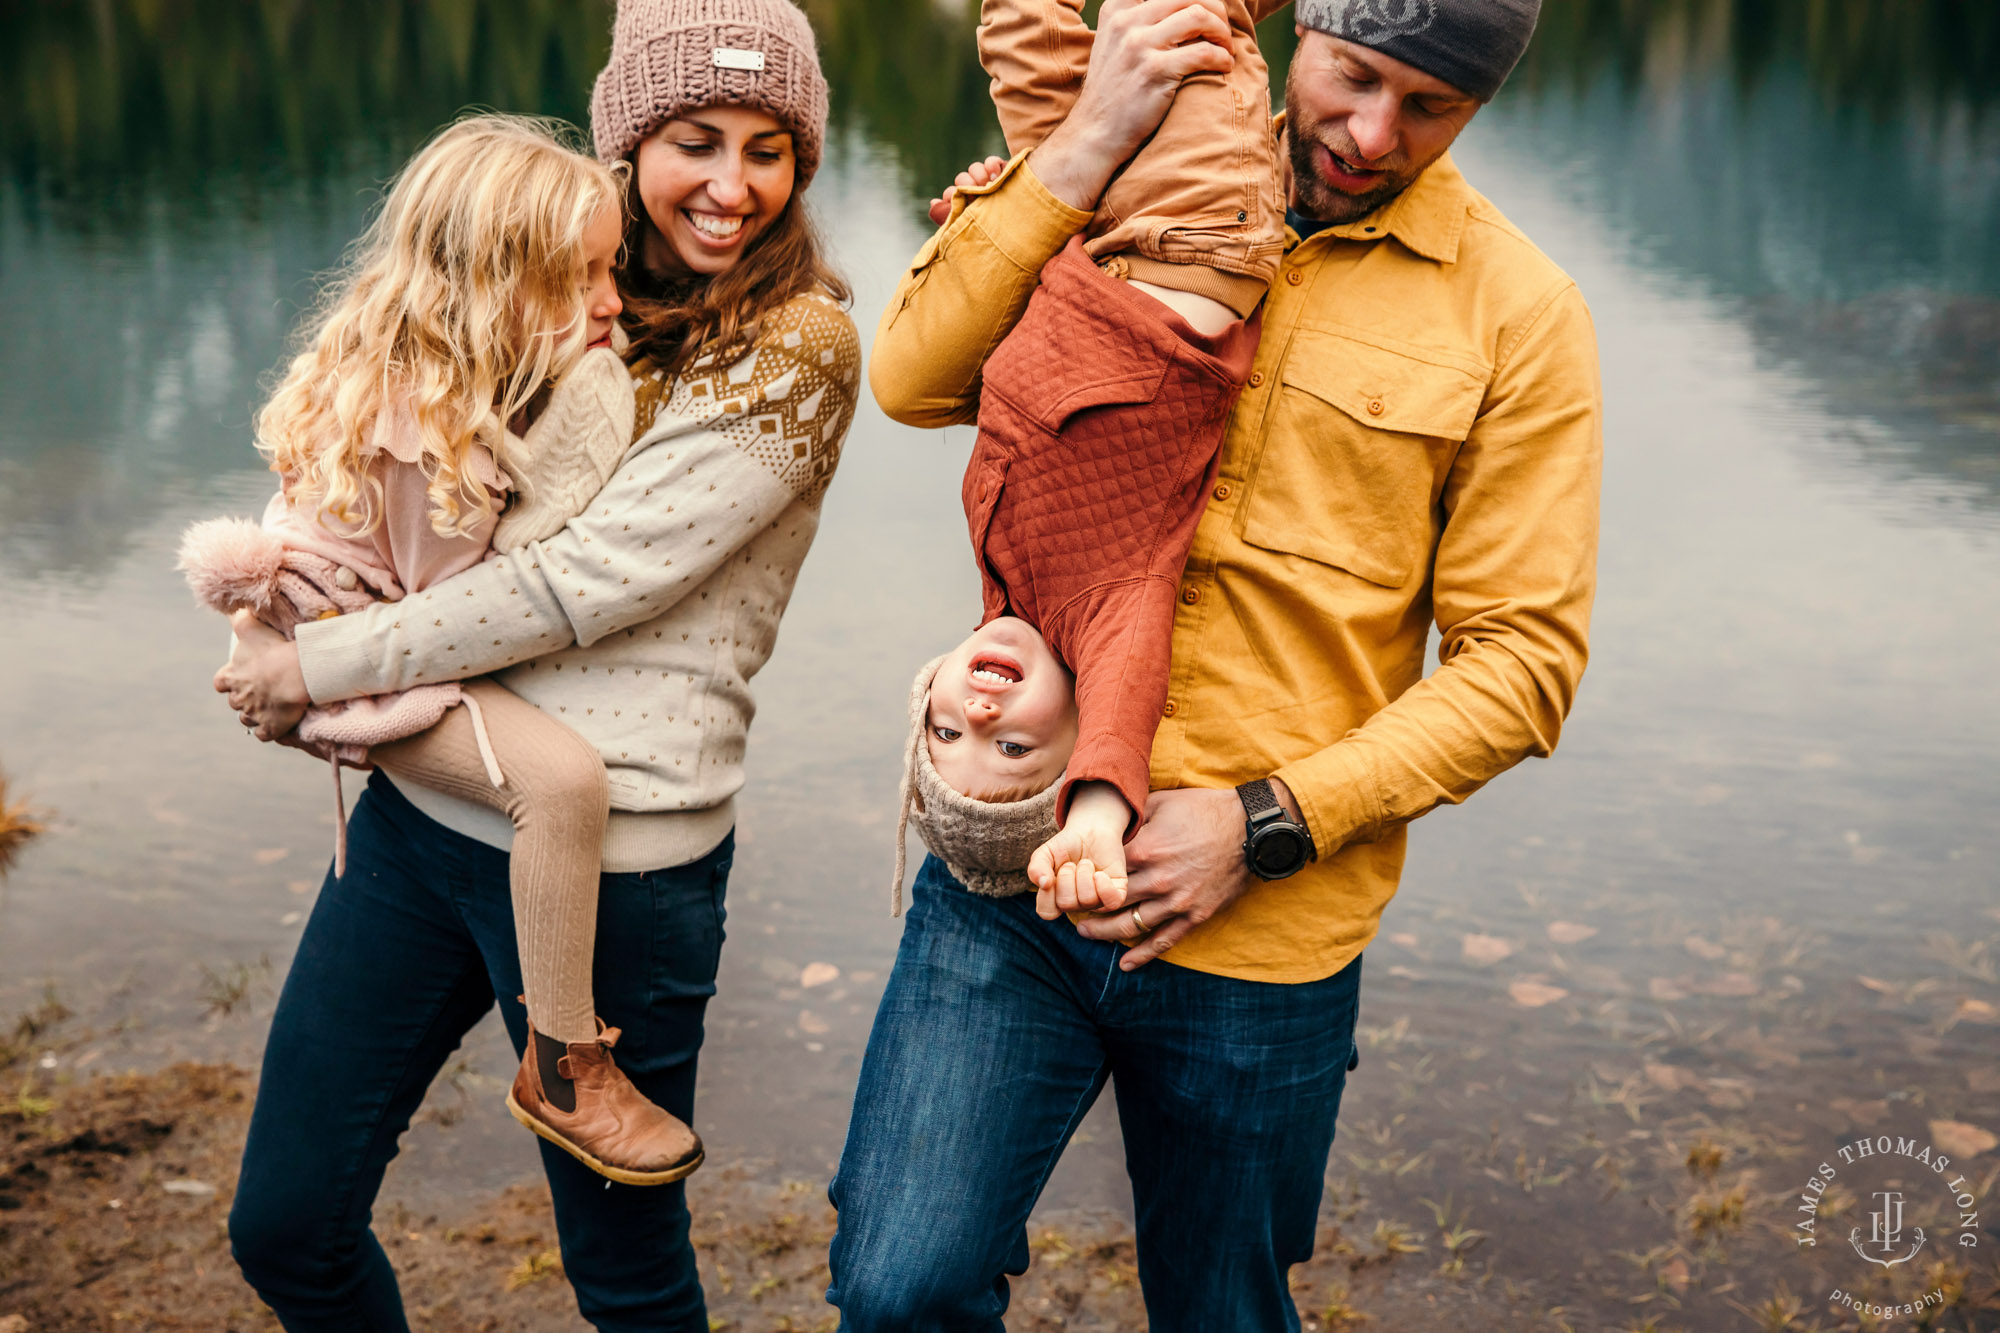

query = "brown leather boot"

[506,1019,704,1186]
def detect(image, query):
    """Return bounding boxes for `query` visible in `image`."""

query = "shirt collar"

[1281,131,1472,266]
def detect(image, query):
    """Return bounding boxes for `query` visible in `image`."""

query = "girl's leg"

[229,775,498,1331]
[372,683,700,1187]
[978,0,1093,155]
[372,680,607,1044]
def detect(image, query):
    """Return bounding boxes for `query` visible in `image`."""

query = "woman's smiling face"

[633,106,796,280]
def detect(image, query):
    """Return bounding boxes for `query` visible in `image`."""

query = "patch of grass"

[505,1249,563,1291]
[198,957,270,1018]
[0,770,46,876]
[0,986,70,1070]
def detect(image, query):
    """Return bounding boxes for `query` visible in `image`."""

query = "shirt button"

[1163,701,1178,717]
[1248,371,1265,388]
[1367,399,1385,416]
[1182,586,1200,604]
[1213,482,1231,500]
[1286,270,1304,286]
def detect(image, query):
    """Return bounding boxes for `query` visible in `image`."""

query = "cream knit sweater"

[295,289,860,871]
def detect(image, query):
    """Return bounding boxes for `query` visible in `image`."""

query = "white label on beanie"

[712,47,766,72]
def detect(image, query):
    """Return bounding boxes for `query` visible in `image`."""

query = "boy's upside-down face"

[927,616,1077,803]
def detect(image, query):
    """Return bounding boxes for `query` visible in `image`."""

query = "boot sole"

[505,1091,705,1186]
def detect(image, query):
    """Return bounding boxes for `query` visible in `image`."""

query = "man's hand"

[1072,780,1308,970]
[929,156,1010,227]
[1028,782,1133,919]
[1032,0,1234,213]
[214,611,310,741]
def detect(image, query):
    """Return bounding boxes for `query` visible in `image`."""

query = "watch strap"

[1238,778,1282,820]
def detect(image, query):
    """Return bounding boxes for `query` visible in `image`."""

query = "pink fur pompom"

[178,516,287,616]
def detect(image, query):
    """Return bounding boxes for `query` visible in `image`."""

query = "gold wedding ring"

[1129,906,1149,936]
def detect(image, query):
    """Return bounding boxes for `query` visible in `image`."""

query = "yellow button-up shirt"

[871,147,1602,983]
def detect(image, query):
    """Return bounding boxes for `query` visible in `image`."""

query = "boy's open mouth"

[969,656,1023,685]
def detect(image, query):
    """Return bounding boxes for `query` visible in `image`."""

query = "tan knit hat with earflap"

[892,655,1062,916]
[590,0,830,186]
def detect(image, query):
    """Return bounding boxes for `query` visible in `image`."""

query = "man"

[830,0,1597,1327]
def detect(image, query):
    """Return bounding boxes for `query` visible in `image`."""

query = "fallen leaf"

[1703,1077,1755,1110]
[1968,1068,2000,1095]
[800,962,840,989]
[849,970,880,985]
[1945,997,1998,1031]
[253,847,290,865]
[1857,975,1899,995]
[1547,921,1598,945]
[1683,935,1728,961]
[757,956,797,982]
[1830,1097,1889,1127]
[287,880,313,895]
[1524,1111,1561,1127]
[279,912,302,927]
[1929,1120,1998,1159]
[1658,1256,1691,1292]
[0,1315,27,1333]
[1508,979,1568,1008]
[1386,965,1424,981]
[1461,934,1515,965]
[797,1010,829,1035]
[1648,977,1688,1002]
[161,1179,217,1196]
[1691,973,1760,997]
[1388,932,1420,949]
[1644,1062,1702,1092]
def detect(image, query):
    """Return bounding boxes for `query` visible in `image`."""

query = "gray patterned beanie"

[590,0,830,186]
[1294,0,1541,102]
[891,655,1062,916]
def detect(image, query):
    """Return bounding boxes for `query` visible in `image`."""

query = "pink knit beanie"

[590,0,830,187]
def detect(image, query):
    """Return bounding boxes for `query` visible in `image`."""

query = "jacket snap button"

[1367,399,1385,416]
[1182,586,1200,604]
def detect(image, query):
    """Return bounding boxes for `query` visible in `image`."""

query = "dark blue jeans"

[229,772,730,1332]
[826,856,1363,1332]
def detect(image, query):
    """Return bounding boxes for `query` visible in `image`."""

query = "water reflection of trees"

[1515,0,1998,120]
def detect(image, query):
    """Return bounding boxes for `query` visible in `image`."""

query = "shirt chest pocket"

[1239,331,1485,589]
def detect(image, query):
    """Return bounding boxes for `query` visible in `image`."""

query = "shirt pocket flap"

[1240,334,1484,588]
[1279,334,1485,438]
[991,359,1171,435]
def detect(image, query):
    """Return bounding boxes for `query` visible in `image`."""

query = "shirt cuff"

[1274,742,1385,857]
[955,149,1094,275]
[295,612,386,706]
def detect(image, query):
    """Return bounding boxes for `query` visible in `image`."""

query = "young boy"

[893,0,1281,919]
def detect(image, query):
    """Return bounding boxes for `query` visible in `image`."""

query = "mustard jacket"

[871,148,1602,983]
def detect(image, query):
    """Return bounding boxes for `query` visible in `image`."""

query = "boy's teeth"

[688,212,744,239]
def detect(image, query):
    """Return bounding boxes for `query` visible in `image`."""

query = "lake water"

[3,2,1997,1325]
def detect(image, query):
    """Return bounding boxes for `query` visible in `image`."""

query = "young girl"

[182,114,700,1186]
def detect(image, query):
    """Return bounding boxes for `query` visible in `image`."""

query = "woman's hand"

[214,611,311,741]
[928,156,1010,226]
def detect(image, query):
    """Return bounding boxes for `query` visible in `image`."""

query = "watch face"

[1250,827,1308,879]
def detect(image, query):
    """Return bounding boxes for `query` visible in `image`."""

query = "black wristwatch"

[1237,779,1316,881]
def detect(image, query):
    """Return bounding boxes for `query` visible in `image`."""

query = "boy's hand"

[1028,783,1134,919]
[928,156,1011,226]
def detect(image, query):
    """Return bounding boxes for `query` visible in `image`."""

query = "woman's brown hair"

[615,171,851,381]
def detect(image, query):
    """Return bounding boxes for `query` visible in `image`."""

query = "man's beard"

[1285,83,1417,225]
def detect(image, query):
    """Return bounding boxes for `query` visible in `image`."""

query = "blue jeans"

[826,856,1363,1332]
[229,772,730,1332]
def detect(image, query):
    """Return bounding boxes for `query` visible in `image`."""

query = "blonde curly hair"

[257,114,627,539]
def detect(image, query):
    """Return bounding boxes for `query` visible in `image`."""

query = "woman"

[214,2,857,1327]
